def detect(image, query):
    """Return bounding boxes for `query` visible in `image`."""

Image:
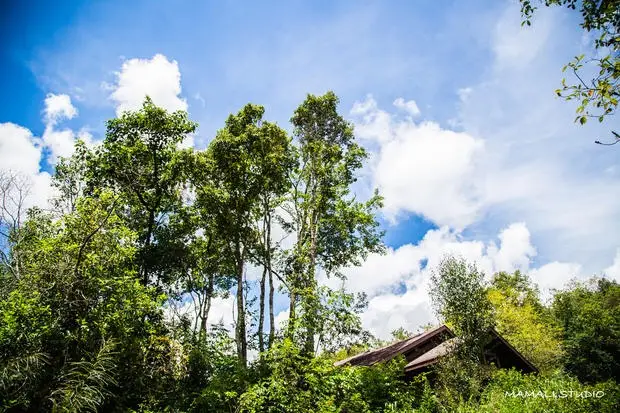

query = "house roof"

[403,329,539,374]
[404,338,457,372]
[334,325,453,367]
[335,325,538,375]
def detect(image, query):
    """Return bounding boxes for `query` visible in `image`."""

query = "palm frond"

[0,352,49,393]
[50,340,118,412]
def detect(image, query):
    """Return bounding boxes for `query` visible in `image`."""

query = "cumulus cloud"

[109,54,187,115]
[455,3,620,269]
[41,93,81,163]
[0,123,53,210]
[338,222,582,339]
[348,5,620,272]
[529,262,584,302]
[0,123,43,175]
[603,249,620,282]
[351,95,484,228]
[392,97,420,116]
[43,93,78,125]
[0,93,83,211]
[486,222,536,273]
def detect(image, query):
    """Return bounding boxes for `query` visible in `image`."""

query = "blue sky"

[1,0,619,337]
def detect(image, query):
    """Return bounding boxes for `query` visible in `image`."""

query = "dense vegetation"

[1,94,618,412]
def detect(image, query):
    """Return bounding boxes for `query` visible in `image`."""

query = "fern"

[50,340,118,412]
[0,352,49,393]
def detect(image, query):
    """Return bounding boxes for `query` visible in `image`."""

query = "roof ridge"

[334,324,448,367]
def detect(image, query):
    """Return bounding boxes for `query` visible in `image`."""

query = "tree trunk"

[235,243,247,366]
[142,208,155,285]
[288,289,296,338]
[200,273,214,335]
[268,269,275,348]
[258,210,268,354]
[303,211,319,355]
[258,264,266,353]
[267,212,275,349]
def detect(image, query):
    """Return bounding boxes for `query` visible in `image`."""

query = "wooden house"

[335,325,537,377]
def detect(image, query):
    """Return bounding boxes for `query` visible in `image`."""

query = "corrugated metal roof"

[334,325,452,367]
[404,337,457,372]
[336,326,538,375]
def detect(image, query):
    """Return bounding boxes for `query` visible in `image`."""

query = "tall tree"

[196,104,293,365]
[488,271,564,373]
[552,277,620,382]
[284,91,384,355]
[520,0,619,138]
[0,171,31,281]
[51,139,92,215]
[88,97,197,286]
[250,122,296,353]
[429,256,495,404]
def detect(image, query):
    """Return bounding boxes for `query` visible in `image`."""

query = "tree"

[520,0,619,137]
[313,286,372,354]
[284,91,384,355]
[488,271,564,373]
[51,139,92,215]
[88,97,197,286]
[195,104,293,365]
[551,277,620,382]
[429,256,496,404]
[248,121,296,353]
[159,203,233,337]
[0,192,177,411]
[0,171,32,281]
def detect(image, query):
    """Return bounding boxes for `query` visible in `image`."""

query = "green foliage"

[0,192,173,411]
[284,91,385,354]
[430,256,495,356]
[461,369,619,413]
[88,97,197,286]
[195,103,296,364]
[239,340,430,413]
[520,0,619,126]
[52,139,92,214]
[315,287,372,354]
[488,271,564,373]
[50,340,118,413]
[552,278,620,383]
[429,256,496,405]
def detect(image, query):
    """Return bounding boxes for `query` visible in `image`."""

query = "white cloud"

[0,94,84,211]
[274,309,289,330]
[0,123,53,211]
[457,87,473,102]
[0,123,42,175]
[455,3,620,269]
[362,292,435,340]
[169,295,236,332]
[486,222,536,273]
[109,54,187,115]
[351,95,484,228]
[41,93,81,163]
[393,97,420,116]
[336,222,590,339]
[42,128,76,164]
[529,262,584,302]
[43,93,77,125]
[603,249,620,282]
[348,4,620,272]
